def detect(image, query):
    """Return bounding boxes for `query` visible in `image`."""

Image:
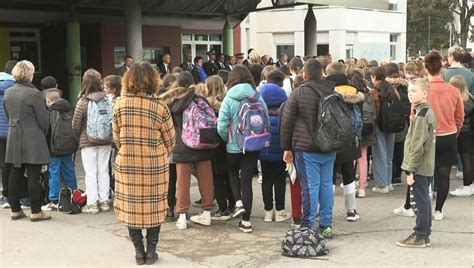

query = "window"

[388,0,398,11]
[390,34,398,61]
[9,29,41,72]
[346,44,354,59]
[181,34,223,61]
[276,45,294,60]
[114,47,170,68]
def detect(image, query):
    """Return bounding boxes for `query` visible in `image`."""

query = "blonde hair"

[345,63,357,76]
[43,88,61,102]
[12,60,35,82]
[326,62,345,76]
[249,51,260,65]
[449,75,469,101]
[261,65,277,81]
[194,83,207,96]
[448,45,465,62]
[357,58,369,69]
[409,78,430,95]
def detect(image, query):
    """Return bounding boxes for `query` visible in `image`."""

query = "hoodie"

[0,72,15,139]
[217,83,269,154]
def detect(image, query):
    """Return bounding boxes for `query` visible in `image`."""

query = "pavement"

[1,157,473,267]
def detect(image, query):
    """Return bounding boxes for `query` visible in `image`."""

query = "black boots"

[128,228,146,265]
[145,226,161,265]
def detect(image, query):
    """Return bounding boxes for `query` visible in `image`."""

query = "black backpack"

[50,110,79,156]
[282,227,328,258]
[58,188,81,214]
[378,96,406,133]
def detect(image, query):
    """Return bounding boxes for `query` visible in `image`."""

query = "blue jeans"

[412,174,433,237]
[373,127,395,187]
[49,155,77,202]
[295,151,336,228]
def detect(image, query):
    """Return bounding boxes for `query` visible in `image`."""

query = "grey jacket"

[3,82,50,167]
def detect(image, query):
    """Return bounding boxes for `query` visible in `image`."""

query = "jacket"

[157,63,171,78]
[160,86,214,163]
[48,98,77,156]
[386,77,410,143]
[259,83,288,162]
[72,91,112,148]
[203,60,218,76]
[217,83,269,154]
[461,95,473,132]
[116,65,128,77]
[401,102,437,177]
[280,79,336,152]
[0,72,15,139]
[3,81,50,167]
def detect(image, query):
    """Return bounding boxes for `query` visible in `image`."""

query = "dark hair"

[103,75,122,96]
[289,57,304,73]
[424,50,443,76]
[41,76,57,90]
[247,64,264,86]
[267,69,285,87]
[384,63,400,78]
[80,69,102,97]
[247,48,254,55]
[194,56,203,64]
[371,67,396,99]
[292,74,304,90]
[176,71,194,89]
[122,63,162,95]
[303,59,323,80]
[172,67,182,74]
[349,69,369,93]
[162,52,170,59]
[217,69,229,84]
[227,65,256,89]
[162,74,176,88]
[338,59,345,64]
[371,67,386,81]
[368,60,379,68]
[303,55,312,62]
[5,60,17,74]
[124,55,133,60]
[279,65,291,76]
[462,52,472,65]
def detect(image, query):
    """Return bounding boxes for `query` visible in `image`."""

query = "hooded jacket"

[48,98,77,155]
[0,72,15,139]
[217,83,269,154]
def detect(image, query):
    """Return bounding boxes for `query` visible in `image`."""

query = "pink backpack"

[182,97,220,150]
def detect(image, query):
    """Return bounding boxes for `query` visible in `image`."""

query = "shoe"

[2,197,10,209]
[372,186,389,193]
[257,174,263,184]
[166,207,175,222]
[41,202,58,211]
[347,210,360,222]
[145,227,160,265]
[291,218,302,228]
[238,221,252,233]
[321,226,334,239]
[433,210,444,221]
[82,204,99,214]
[339,182,344,189]
[99,201,111,212]
[30,211,52,222]
[275,210,291,222]
[449,185,472,197]
[129,229,146,265]
[425,236,431,247]
[356,189,366,198]
[192,198,202,208]
[20,198,31,210]
[211,210,232,221]
[11,210,26,220]
[176,215,187,230]
[393,205,415,217]
[455,171,463,179]
[388,184,394,191]
[232,205,246,218]
[396,232,426,248]
[190,212,212,226]
[392,177,402,186]
[264,210,274,222]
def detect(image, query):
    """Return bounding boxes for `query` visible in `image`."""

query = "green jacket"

[401,102,437,177]
[217,83,269,154]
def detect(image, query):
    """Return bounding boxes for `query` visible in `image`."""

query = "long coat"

[4,82,50,167]
[112,92,176,228]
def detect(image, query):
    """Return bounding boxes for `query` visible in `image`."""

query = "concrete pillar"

[223,17,234,56]
[329,30,346,61]
[304,5,317,56]
[125,0,142,61]
[67,22,81,106]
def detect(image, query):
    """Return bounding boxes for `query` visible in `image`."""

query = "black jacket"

[157,63,171,78]
[116,65,128,77]
[180,62,194,72]
[203,61,218,76]
[462,96,473,132]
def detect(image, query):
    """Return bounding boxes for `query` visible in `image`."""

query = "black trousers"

[460,152,474,186]
[0,139,11,197]
[261,160,286,211]
[9,164,43,213]
[227,152,259,221]
[392,142,404,180]
[333,161,356,186]
[167,163,177,209]
[412,175,432,237]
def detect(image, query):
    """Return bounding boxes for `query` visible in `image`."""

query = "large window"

[390,34,398,61]
[114,47,170,68]
[9,29,41,72]
[182,34,223,61]
[276,45,294,60]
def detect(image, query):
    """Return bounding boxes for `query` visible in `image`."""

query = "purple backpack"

[182,97,220,150]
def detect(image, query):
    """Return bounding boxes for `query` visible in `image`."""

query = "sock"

[343,182,357,212]
[178,213,186,221]
[241,220,251,226]
[236,200,243,207]
[202,210,211,217]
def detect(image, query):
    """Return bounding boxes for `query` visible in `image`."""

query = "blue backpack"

[232,92,271,153]
[86,98,113,144]
[352,105,363,147]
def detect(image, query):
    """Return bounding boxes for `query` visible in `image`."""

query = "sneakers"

[396,232,426,248]
[30,211,52,222]
[41,202,58,211]
[238,221,253,233]
[449,185,472,197]
[264,210,274,222]
[20,198,31,210]
[211,210,232,221]
[291,218,302,228]
[82,204,99,214]
[275,210,291,222]
[321,226,334,239]
[190,212,212,226]
[372,186,389,193]
[2,197,10,209]
[392,177,402,186]
[347,210,360,222]
[232,205,246,218]
[455,171,463,179]
[433,210,444,221]
[176,214,187,230]
[99,201,111,212]
[356,189,366,198]
[393,205,415,217]
[11,210,27,220]
[388,184,394,191]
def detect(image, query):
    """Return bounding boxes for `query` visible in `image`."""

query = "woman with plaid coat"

[112,62,175,265]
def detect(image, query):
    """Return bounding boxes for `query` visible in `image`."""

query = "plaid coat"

[112,92,176,228]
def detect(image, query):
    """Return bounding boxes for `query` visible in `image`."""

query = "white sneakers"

[449,185,472,197]
[372,186,389,194]
[190,212,212,226]
[356,189,366,198]
[264,209,291,222]
[393,205,415,217]
[455,171,463,179]
[433,210,444,221]
[388,184,394,191]
[176,214,187,230]
[264,210,274,222]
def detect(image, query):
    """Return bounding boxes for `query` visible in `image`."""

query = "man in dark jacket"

[116,56,133,77]
[203,49,218,76]
[157,53,172,78]
[180,53,194,72]
[280,59,336,238]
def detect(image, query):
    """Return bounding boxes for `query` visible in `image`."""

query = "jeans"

[373,127,395,187]
[81,145,112,205]
[295,151,336,228]
[9,164,43,214]
[49,154,77,202]
[412,174,433,237]
[261,160,286,211]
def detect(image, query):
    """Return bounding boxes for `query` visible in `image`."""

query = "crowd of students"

[0,45,473,263]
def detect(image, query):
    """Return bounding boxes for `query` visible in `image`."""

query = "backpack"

[378,96,406,133]
[361,92,376,138]
[182,97,220,150]
[86,98,113,144]
[352,105,363,148]
[282,227,328,258]
[50,110,79,155]
[310,87,355,152]
[58,188,81,214]
[232,92,271,153]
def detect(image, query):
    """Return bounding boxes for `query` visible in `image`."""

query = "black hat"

[207,49,216,55]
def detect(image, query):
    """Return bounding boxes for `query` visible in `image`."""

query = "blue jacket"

[0,73,15,139]
[258,83,288,162]
[217,83,269,154]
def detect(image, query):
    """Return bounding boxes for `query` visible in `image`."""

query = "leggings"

[434,166,451,212]
[460,153,474,186]
[333,161,356,186]
[167,163,177,210]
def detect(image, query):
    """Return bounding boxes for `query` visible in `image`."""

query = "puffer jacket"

[72,91,112,148]
[461,95,473,132]
[259,83,288,162]
[387,77,410,143]
[280,79,335,152]
[0,72,15,139]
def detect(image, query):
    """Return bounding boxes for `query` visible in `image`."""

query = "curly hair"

[12,60,35,82]
[122,62,162,95]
